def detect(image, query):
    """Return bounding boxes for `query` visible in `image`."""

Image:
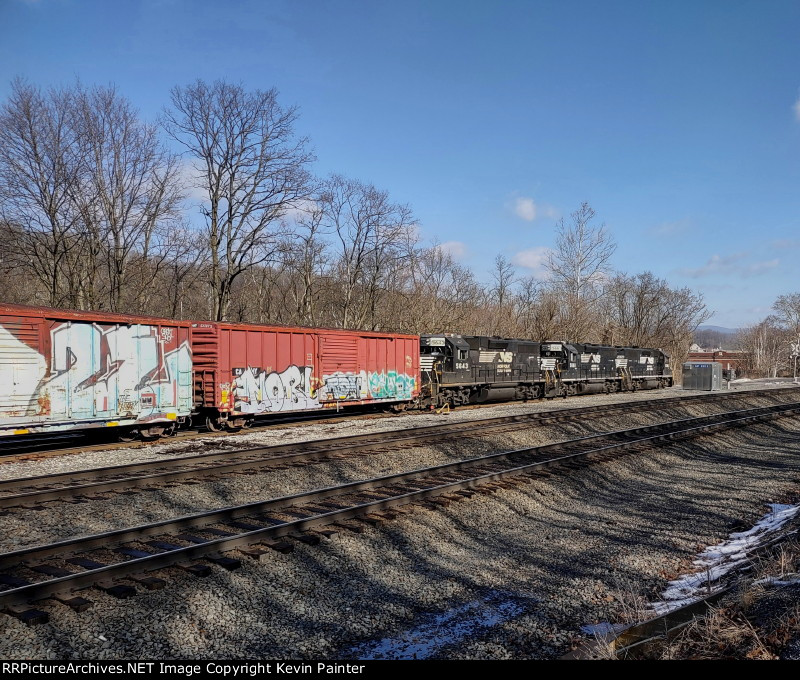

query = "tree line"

[0,78,711,371]
[734,294,800,378]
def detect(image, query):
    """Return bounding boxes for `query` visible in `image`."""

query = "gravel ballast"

[1,382,794,481]
[1,383,800,659]
[0,390,797,552]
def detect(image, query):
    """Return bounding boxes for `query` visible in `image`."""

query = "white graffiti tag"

[232,365,320,413]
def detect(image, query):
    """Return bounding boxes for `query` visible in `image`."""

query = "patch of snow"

[650,503,800,615]
[346,590,534,660]
[581,621,628,637]
[754,573,800,587]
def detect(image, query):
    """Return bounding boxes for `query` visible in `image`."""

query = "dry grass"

[655,536,800,660]
[607,572,654,625]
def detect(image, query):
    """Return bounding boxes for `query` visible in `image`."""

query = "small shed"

[682,362,723,391]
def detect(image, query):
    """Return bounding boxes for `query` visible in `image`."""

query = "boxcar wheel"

[139,426,164,441]
[205,416,223,432]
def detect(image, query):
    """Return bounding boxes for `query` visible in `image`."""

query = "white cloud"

[794,95,800,121]
[771,238,800,250]
[541,205,559,219]
[177,160,210,203]
[281,198,321,224]
[511,246,553,279]
[649,219,690,237]
[437,241,467,259]
[514,197,537,222]
[746,258,779,276]
[678,252,779,279]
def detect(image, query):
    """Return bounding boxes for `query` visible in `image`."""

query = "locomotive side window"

[458,349,468,361]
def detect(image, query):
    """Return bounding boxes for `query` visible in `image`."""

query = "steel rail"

[1,386,795,462]
[1,402,798,610]
[0,389,790,509]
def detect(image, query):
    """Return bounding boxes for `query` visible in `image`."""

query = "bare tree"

[0,220,40,304]
[526,288,564,340]
[320,174,415,329]
[0,79,84,307]
[603,271,711,376]
[489,254,516,335]
[774,293,800,356]
[163,80,313,321]
[402,242,482,333]
[512,275,541,337]
[286,204,329,325]
[142,222,205,319]
[736,318,788,378]
[546,201,616,340]
[774,294,800,328]
[74,84,184,312]
[547,202,616,297]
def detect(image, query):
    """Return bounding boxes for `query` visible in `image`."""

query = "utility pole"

[791,340,799,384]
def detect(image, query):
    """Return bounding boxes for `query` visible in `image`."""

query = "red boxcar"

[0,303,193,438]
[190,322,420,430]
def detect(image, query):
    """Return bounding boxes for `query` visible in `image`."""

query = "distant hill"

[695,325,739,351]
[697,325,739,335]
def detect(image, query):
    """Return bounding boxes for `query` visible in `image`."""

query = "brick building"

[686,350,744,377]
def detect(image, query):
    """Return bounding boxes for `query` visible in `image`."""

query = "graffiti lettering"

[0,322,191,424]
[320,373,363,401]
[232,365,319,413]
[317,370,416,402]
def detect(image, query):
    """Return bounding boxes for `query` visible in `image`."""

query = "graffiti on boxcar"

[48,324,190,416]
[367,371,417,400]
[0,322,190,419]
[316,370,417,402]
[318,372,366,401]
[231,365,319,413]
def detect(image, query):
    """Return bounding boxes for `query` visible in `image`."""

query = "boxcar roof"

[0,303,419,338]
[203,320,419,339]
[0,302,194,326]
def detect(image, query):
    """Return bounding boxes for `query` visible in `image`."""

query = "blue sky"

[2,0,799,328]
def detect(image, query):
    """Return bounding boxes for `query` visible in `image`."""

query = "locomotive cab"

[539,341,577,396]
[420,334,472,384]
[539,342,580,373]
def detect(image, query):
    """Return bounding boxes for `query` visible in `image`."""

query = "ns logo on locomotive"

[0,303,671,441]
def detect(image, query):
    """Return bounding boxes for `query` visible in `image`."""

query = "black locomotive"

[419,334,672,408]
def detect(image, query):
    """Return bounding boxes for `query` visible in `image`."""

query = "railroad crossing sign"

[792,341,800,359]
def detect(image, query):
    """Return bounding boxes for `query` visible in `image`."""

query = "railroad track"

[0,389,790,510]
[2,401,799,624]
[1,386,795,462]
[0,406,384,459]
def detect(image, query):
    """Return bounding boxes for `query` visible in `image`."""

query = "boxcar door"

[319,334,361,403]
[50,322,98,420]
[0,317,48,423]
